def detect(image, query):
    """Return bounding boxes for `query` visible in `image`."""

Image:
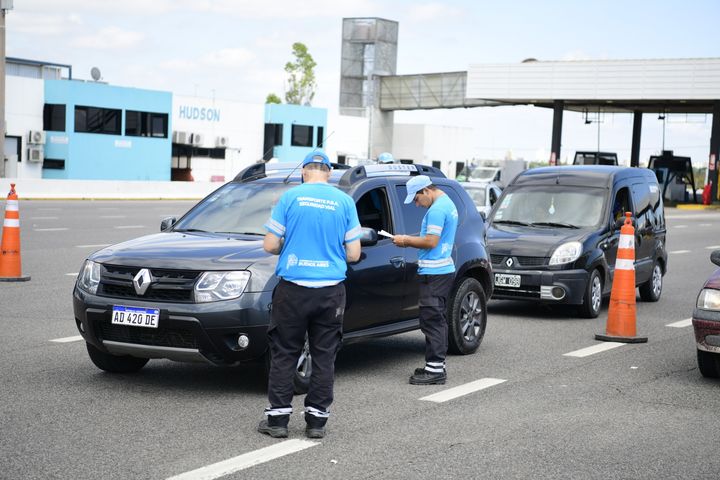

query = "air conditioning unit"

[28,146,44,163]
[172,131,189,144]
[191,133,204,146]
[28,130,46,145]
[215,136,229,148]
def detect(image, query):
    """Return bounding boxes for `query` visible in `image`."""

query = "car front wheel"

[579,269,603,318]
[447,277,487,355]
[86,342,148,373]
[639,262,663,302]
[697,349,720,378]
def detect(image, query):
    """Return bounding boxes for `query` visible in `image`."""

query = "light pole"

[0,1,13,177]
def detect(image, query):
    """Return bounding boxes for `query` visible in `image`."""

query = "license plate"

[494,273,521,288]
[111,305,160,328]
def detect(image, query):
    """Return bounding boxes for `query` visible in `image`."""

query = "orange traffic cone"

[596,212,645,343]
[0,183,31,282]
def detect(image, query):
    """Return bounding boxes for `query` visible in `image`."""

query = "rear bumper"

[693,310,720,354]
[491,268,589,305]
[72,286,272,365]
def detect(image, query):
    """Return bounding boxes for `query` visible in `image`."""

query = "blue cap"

[404,175,433,204]
[302,151,331,168]
[378,152,394,164]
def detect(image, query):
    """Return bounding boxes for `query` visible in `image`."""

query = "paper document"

[378,230,395,239]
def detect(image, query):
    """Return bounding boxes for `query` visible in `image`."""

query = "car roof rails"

[338,163,445,187]
[234,161,351,182]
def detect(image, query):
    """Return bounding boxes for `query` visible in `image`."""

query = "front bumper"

[491,268,590,305]
[693,309,720,354]
[73,287,272,365]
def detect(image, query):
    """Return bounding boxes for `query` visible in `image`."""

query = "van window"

[612,187,632,223]
[492,186,605,228]
[631,182,651,216]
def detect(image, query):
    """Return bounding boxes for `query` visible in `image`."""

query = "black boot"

[258,414,289,438]
[304,412,327,439]
[409,369,447,385]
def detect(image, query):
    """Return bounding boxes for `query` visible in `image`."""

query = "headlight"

[77,260,101,294]
[697,289,720,310]
[549,241,583,266]
[194,271,251,303]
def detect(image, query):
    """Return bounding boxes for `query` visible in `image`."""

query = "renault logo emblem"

[505,257,514,268]
[133,268,152,295]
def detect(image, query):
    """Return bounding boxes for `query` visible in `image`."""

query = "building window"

[316,126,325,147]
[74,106,121,135]
[125,110,169,138]
[43,104,66,132]
[263,123,284,161]
[291,125,313,147]
[42,158,65,170]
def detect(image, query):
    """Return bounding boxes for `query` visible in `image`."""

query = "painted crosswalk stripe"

[50,336,83,343]
[34,227,69,231]
[114,225,145,229]
[166,439,319,480]
[76,244,112,248]
[419,378,507,403]
[667,318,693,328]
[563,342,625,358]
[669,250,691,254]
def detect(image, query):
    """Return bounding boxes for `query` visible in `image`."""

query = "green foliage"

[265,93,282,104]
[284,42,317,105]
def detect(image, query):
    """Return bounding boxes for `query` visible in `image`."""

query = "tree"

[284,42,317,106]
[265,93,282,104]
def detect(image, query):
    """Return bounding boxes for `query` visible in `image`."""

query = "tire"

[639,262,663,302]
[697,349,720,379]
[579,269,603,318]
[447,277,487,355]
[86,342,148,373]
[293,334,311,395]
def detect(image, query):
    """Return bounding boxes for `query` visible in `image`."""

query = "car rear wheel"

[639,262,663,302]
[293,335,311,395]
[447,277,487,355]
[697,349,720,378]
[579,269,603,318]
[86,342,148,373]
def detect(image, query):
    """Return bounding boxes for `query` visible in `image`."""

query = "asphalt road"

[1,200,719,479]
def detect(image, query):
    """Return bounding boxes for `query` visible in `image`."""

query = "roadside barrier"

[596,212,646,343]
[0,184,31,282]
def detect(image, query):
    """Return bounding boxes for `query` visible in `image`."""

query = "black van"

[486,166,668,318]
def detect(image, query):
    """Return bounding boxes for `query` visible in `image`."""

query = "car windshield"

[173,182,293,235]
[469,168,498,182]
[464,186,486,207]
[491,186,605,228]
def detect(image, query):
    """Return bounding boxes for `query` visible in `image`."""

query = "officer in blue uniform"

[259,151,361,439]
[393,175,458,385]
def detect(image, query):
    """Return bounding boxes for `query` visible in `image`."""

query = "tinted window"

[291,125,313,147]
[316,126,325,147]
[355,187,392,233]
[395,185,426,234]
[125,110,168,138]
[43,104,66,132]
[631,182,651,215]
[75,106,121,135]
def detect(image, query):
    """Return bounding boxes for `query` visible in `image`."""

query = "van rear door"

[630,181,655,283]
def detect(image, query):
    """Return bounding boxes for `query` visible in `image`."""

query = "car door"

[603,184,632,285]
[630,181,655,283]
[343,183,407,332]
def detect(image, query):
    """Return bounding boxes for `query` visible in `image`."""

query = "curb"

[676,204,720,211]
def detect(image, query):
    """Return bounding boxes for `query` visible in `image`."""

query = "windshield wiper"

[217,231,264,236]
[493,220,530,226]
[174,228,209,233]
[529,222,579,229]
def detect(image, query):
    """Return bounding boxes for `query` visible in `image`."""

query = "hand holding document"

[378,229,395,239]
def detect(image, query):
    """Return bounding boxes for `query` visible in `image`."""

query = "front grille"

[490,255,547,267]
[494,286,540,298]
[97,264,200,303]
[98,321,198,349]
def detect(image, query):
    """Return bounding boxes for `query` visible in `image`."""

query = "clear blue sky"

[8,0,720,165]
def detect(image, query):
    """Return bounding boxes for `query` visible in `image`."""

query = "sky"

[7,0,720,167]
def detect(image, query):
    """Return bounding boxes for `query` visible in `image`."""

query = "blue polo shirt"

[418,194,458,275]
[264,182,361,287]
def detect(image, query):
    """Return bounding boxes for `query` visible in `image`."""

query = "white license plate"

[111,305,159,328]
[494,273,521,288]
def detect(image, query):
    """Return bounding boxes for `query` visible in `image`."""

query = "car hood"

[89,232,269,270]
[486,225,586,256]
[704,268,720,290]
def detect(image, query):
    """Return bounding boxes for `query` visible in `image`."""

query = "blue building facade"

[43,80,172,180]
[263,103,328,162]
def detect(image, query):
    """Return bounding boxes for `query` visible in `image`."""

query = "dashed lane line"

[100,215,127,219]
[76,244,112,248]
[114,225,145,229]
[419,378,507,403]
[34,227,69,232]
[700,223,713,227]
[705,245,720,250]
[30,216,59,220]
[667,318,693,328]
[674,225,688,229]
[669,250,691,254]
[65,273,78,277]
[563,342,625,358]
[50,336,83,343]
[166,439,319,480]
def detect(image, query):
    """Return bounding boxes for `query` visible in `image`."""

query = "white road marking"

[76,244,112,248]
[50,336,83,343]
[419,378,507,403]
[30,216,59,220]
[669,250,691,254]
[705,245,720,250]
[667,318,693,328]
[700,223,713,227]
[100,215,127,219]
[166,439,319,480]
[563,342,625,358]
[114,225,145,229]
[674,225,688,229]
[34,227,69,231]
[37,208,61,211]
[65,273,78,277]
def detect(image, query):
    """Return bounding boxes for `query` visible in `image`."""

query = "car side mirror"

[711,249,720,267]
[160,216,177,232]
[359,227,378,246]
